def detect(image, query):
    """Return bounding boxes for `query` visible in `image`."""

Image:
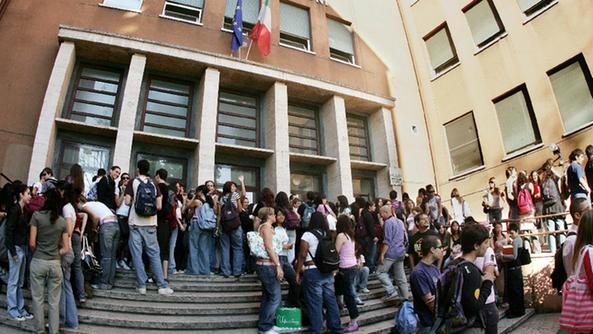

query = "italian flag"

[250,0,271,56]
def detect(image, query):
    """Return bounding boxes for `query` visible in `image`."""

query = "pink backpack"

[517,187,533,215]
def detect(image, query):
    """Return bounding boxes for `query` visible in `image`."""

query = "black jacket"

[4,203,27,256]
[97,175,117,210]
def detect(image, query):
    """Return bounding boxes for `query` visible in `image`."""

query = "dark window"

[58,141,112,192]
[289,105,320,155]
[352,176,375,201]
[217,91,259,147]
[141,76,193,138]
[223,0,259,34]
[423,24,459,75]
[493,84,541,154]
[290,172,322,199]
[215,163,260,203]
[136,153,188,186]
[346,114,370,161]
[162,0,204,24]
[67,65,123,126]
[463,0,505,48]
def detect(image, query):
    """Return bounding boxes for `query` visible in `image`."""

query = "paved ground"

[511,313,560,333]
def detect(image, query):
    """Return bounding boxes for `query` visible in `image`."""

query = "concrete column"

[27,42,77,185]
[263,82,290,193]
[193,67,220,186]
[320,96,353,202]
[112,54,146,172]
[369,107,401,197]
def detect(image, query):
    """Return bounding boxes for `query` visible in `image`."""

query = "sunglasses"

[122,177,130,180]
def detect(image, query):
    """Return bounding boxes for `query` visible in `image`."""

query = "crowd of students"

[1,145,593,334]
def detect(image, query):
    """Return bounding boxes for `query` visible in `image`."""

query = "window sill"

[522,0,559,25]
[351,160,387,171]
[410,0,420,7]
[289,152,336,166]
[430,62,461,82]
[134,131,199,149]
[159,14,203,26]
[449,165,486,181]
[98,3,142,13]
[501,143,544,162]
[216,143,274,159]
[562,121,593,138]
[474,32,508,56]
[55,118,118,138]
[279,43,316,55]
[329,57,361,68]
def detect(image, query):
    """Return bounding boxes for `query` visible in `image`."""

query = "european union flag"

[231,0,244,52]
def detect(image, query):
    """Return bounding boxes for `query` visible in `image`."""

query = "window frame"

[443,111,485,176]
[101,0,143,12]
[57,140,113,191]
[346,113,371,162]
[140,75,194,138]
[288,104,321,155]
[462,0,506,48]
[518,0,555,16]
[352,175,376,202]
[222,0,259,34]
[423,23,459,75]
[216,90,260,148]
[279,2,312,52]
[66,63,124,127]
[327,17,357,65]
[215,162,261,201]
[492,84,542,154]
[136,152,189,186]
[161,0,204,25]
[547,54,593,134]
[290,170,323,199]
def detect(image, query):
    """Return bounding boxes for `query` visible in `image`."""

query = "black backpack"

[307,230,340,273]
[134,177,158,217]
[551,231,577,293]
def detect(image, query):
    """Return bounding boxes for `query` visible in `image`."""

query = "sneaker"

[383,291,399,302]
[359,288,370,294]
[258,329,278,334]
[137,287,147,295]
[344,320,359,333]
[174,270,184,275]
[119,260,131,271]
[9,315,26,322]
[116,262,122,270]
[147,278,154,283]
[79,297,87,303]
[355,298,365,306]
[158,287,174,295]
[21,312,34,320]
[90,284,99,289]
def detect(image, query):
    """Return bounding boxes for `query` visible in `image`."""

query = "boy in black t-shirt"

[408,213,439,270]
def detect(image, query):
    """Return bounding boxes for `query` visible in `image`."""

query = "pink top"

[339,235,357,268]
[317,204,335,216]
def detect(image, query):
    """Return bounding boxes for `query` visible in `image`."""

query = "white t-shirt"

[62,203,76,221]
[327,214,337,231]
[474,247,497,304]
[274,226,290,257]
[176,199,183,220]
[83,201,115,221]
[301,230,321,262]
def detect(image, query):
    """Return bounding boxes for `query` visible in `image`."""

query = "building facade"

[391,0,593,211]
[0,0,401,202]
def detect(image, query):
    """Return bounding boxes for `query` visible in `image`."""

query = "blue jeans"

[60,251,79,328]
[546,218,566,254]
[70,232,86,300]
[255,264,282,332]
[99,222,120,288]
[168,227,178,273]
[128,225,168,289]
[280,255,299,307]
[355,266,369,291]
[195,227,214,275]
[221,226,243,276]
[303,268,344,334]
[366,240,378,272]
[7,246,27,319]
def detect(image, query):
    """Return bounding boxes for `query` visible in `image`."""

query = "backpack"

[430,259,475,334]
[517,187,534,216]
[220,194,241,233]
[0,217,6,262]
[86,180,99,201]
[301,203,315,230]
[355,215,368,240]
[394,301,417,334]
[134,177,158,217]
[197,203,217,231]
[560,174,570,201]
[285,208,300,230]
[307,229,340,273]
[518,247,532,266]
[551,231,577,293]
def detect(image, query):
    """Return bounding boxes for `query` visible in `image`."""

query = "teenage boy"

[97,166,121,211]
[410,236,444,333]
[124,160,173,295]
[455,224,495,333]
[503,223,525,318]
[423,185,442,227]
[567,148,591,201]
[408,213,439,270]
[377,205,410,302]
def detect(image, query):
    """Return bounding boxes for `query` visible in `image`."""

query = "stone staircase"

[0,269,536,333]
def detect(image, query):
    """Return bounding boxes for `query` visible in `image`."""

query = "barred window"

[162,0,204,24]
[288,105,319,155]
[217,91,259,147]
[346,114,370,161]
[141,77,193,138]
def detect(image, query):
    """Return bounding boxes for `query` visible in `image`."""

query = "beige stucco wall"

[395,0,593,216]
[329,1,437,196]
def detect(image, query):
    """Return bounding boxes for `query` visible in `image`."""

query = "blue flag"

[231,0,244,52]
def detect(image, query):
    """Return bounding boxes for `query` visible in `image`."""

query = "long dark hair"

[62,183,80,209]
[275,191,289,210]
[573,210,593,271]
[337,195,349,213]
[309,212,328,234]
[336,215,354,240]
[222,181,236,196]
[69,163,85,193]
[261,188,275,208]
[42,188,62,224]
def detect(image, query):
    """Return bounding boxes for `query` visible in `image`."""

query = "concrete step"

[500,308,536,334]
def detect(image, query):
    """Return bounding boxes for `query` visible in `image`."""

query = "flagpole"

[245,39,254,60]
